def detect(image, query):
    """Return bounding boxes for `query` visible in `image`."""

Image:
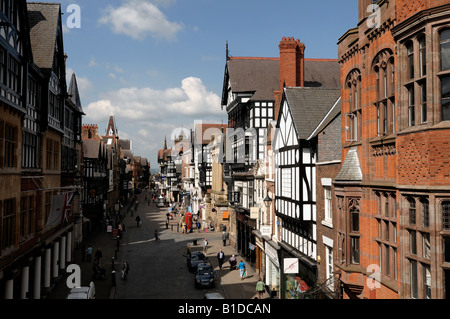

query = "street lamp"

[263,193,272,208]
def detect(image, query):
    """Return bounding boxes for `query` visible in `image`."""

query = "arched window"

[345,69,361,142]
[373,50,395,135]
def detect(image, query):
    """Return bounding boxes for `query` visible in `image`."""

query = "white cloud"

[84,77,221,122]
[99,0,183,41]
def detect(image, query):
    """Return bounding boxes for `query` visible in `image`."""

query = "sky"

[39,0,358,170]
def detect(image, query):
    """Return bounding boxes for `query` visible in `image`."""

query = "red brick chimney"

[274,37,305,121]
[279,37,305,90]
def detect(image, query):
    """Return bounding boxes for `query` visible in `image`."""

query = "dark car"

[187,251,207,272]
[195,263,215,288]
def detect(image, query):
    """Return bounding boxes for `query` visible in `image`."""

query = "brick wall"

[397,129,450,185]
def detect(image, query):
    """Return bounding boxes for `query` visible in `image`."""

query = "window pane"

[410,230,417,255]
[411,260,418,298]
[419,36,426,77]
[422,233,430,259]
[440,29,450,71]
[445,237,450,263]
[422,200,429,228]
[409,199,416,225]
[444,202,450,230]
[442,76,450,121]
[424,265,431,299]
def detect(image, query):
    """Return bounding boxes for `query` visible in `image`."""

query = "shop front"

[280,242,317,299]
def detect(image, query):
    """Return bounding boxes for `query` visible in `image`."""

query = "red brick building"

[336,0,450,299]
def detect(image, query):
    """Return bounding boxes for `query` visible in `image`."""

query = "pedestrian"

[196,221,201,233]
[217,249,225,270]
[202,238,208,253]
[94,248,102,262]
[85,245,92,262]
[135,215,141,227]
[222,230,228,246]
[154,229,159,242]
[122,260,130,280]
[238,260,246,280]
[228,255,237,270]
[256,278,265,299]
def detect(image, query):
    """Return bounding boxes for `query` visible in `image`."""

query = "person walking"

[217,249,225,270]
[256,278,265,299]
[222,230,228,246]
[202,238,208,254]
[122,260,130,280]
[238,260,246,280]
[154,229,160,242]
[85,245,92,262]
[94,248,102,262]
[135,215,141,227]
[228,254,237,270]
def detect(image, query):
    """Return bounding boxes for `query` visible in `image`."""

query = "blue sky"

[40,0,358,169]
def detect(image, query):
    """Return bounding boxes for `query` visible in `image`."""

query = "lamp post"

[263,193,272,208]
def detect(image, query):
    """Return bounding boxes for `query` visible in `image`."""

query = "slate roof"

[119,139,131,151]
[68,73,84,114]
[83,140,101,159]
[225,57,340,102]
[284,87,341,140]
[226,58,280,101]
[27,2,61,70]
[335,147,362,182]
[307,97,341,140]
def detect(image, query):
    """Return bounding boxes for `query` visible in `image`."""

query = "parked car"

[204,292,225,299]
[187,251,207,272]
[195,263,215,288]
[66,282,96,299]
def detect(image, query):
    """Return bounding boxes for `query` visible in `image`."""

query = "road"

[114,196,225,299]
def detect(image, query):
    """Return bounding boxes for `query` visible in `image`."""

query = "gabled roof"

[83,139,101,159]
[224,57,341,104]
[283,87,341,140]
[119,139,131,151]
[335,147,362,182]
[307,97,341,140]
[27,2,61,70]
[68,73,84,114]
[225,57,280,102]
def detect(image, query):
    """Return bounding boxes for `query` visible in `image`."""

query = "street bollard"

[112,271,116,287]
[112,257,115,271]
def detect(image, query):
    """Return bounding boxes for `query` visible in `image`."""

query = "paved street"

[47,191,270,300]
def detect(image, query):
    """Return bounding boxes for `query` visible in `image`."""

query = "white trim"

[321,178,332,187]
[322,235,334,248]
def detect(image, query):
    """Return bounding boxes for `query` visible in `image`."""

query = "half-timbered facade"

[274,87,340,298]
[1,2,82,299]
[222,53,279,262]
[81,124,108,226]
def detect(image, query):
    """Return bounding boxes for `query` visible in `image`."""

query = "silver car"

[66,282,96,299]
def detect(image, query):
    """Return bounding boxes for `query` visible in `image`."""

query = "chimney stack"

[274,37,305,122]
[279,37,305,91]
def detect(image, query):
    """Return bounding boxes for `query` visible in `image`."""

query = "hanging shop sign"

[283,258,299,274]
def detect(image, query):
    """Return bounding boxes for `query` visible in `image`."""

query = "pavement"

[46,192,271,300]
